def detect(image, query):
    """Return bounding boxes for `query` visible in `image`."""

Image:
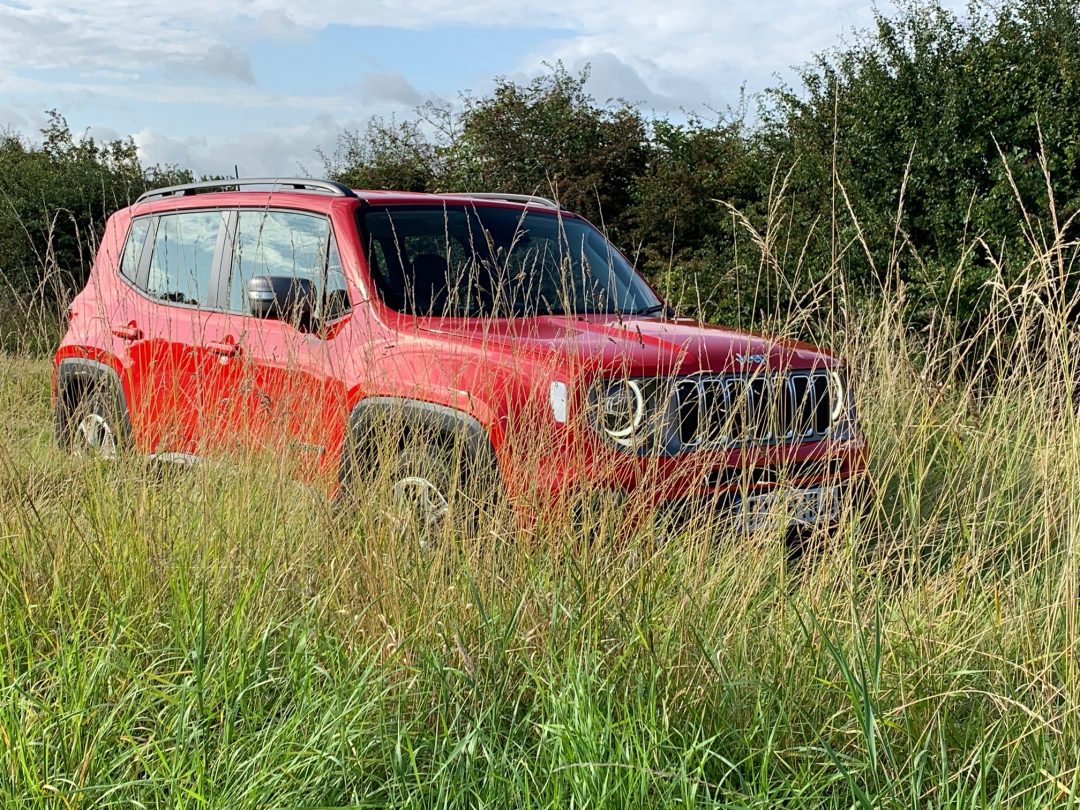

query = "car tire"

[67,383,124,460]
[385,442,490,548]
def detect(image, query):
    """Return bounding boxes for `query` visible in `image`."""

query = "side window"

[229,210,350,321]
[119,218,151,281]
[144,211,224,307]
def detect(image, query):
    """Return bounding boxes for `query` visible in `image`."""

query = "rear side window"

[144,211,224,307]
[119,218,151,281]
[228,210,351,321]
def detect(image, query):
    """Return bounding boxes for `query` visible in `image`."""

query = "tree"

[322,116,440,193]
[327,65,650,244]
[0,111,192,297]
[762,0,1080,328]
[628,114,762,320]
[448,66,649,241]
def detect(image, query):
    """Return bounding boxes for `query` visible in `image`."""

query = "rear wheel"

[68,385,124,460]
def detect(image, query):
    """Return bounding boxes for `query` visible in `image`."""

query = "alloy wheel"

[390,474,450,546]
[75,412,117,460]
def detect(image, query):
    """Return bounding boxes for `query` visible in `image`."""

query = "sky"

[0,0,966,178]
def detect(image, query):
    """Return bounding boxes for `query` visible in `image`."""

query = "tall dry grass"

[1,168,1080,807]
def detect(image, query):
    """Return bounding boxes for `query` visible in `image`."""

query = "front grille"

[675,370,841,449]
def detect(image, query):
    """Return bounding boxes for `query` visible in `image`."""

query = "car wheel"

[70,387,121,460]
[386,445,465,548]
[386,444,492,552]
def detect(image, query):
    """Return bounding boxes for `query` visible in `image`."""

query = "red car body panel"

[54,187,867,508]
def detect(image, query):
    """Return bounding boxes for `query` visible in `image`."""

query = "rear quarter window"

[118,218,151,282]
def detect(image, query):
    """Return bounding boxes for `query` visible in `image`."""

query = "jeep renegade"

[53,178,866,534]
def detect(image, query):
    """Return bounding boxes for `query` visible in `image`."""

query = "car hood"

[417,314,837,375]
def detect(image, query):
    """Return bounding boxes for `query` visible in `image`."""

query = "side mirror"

[247,275,315,329]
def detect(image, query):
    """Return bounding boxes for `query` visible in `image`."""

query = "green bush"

[0,111,191,300]
[763,0,1080,330]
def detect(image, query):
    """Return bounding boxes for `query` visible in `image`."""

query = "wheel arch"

[338,396,500,493]
[54,358,132,449]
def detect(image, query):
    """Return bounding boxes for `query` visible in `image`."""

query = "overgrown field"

[2,273,1079,809]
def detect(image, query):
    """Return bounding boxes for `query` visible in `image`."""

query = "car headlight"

[829,367,859,439]
[599,379,646,445]
[588,377,675,452]
[828,369,845,422]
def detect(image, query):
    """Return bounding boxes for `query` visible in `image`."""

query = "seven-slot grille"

[674,370,839,449]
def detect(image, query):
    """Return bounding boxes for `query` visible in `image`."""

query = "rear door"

[120,209,238,456]
[104,214,154,448]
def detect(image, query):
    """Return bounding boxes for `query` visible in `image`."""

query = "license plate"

[736,486,841,532]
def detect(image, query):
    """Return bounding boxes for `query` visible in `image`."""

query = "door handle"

[208,338,240,358]
[111,323,143,341]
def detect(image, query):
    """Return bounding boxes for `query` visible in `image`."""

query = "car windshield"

[358,205,662,317]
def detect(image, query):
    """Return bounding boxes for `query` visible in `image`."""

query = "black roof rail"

[136,177,357,204]
[442,191,561,210]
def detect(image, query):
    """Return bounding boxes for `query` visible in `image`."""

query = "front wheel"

[387,445,457,548]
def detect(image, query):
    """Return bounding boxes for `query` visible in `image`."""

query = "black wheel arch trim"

[54,358,133,448]
[339,396,499,490]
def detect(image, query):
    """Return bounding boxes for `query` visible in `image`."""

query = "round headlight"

[828,369,845,422]
[599,379,646,445]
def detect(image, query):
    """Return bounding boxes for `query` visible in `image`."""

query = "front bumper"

[653,473,871,532]
[514,431,868,510]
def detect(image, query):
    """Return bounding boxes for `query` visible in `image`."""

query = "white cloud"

[568,51,725,113]
[0,105,31,134]
[83,124,127,143]
[134,112,349,177]
[520,1,922,111]
[0,73,348,112]
[1,0,969,100]
[248,8,311,41]
[166,44,256,85]
[0,1,251,81]
[359,72,423,106]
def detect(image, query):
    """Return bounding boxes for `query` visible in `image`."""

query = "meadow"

[2,201,1080,810]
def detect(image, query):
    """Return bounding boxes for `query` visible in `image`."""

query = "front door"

[217,208,354,480]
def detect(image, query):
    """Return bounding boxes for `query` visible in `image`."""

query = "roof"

[358,190,561,210]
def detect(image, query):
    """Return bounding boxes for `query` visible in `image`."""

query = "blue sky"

[0,0,965,177]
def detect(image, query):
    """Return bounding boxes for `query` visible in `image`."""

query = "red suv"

[53,178,865,534]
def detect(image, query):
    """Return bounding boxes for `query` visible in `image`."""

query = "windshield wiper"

[630,303,667,317]
[509,302,569,317]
